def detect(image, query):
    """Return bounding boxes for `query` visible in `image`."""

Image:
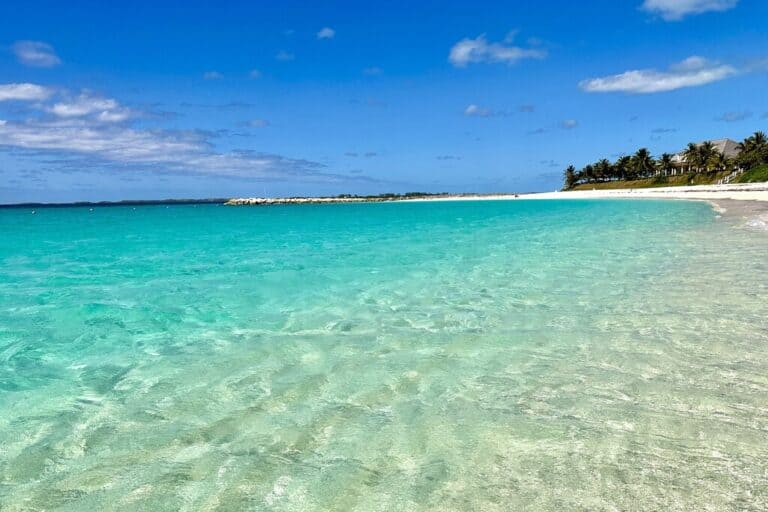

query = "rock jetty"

[224,197,388,206]
[224,193,456,206]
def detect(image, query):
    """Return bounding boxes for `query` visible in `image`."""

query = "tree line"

[563,131,768,189]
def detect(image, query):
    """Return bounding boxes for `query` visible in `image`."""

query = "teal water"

[1,199,767,511]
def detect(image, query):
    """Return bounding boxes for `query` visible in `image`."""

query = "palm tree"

[614,155,631,181]
[711,152,732,173]
[736,132,768,170]
[596,159,612,182]
[699,141,717,173]
[632,148,655,178]
[658,153,675,177]
[683,142,700,173]
[753,131,768,166]
[564,165,577,189]
[736,137,751,154]
[582,164,595,184]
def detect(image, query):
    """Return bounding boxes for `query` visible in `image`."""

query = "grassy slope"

[734,164,768,183]
[569,172,729,191]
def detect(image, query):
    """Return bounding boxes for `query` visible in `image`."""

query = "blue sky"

[1,0,767,202]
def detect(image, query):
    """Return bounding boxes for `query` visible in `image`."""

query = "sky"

[1,0,767,203]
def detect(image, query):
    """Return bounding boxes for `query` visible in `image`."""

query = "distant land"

[1,192,493,209]
[0,198,230,209]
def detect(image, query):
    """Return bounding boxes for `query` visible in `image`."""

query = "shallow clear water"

[1,199,767,511]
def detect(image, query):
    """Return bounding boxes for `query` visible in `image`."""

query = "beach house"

[669,138,741,175]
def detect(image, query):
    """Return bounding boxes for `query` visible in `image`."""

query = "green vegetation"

[570,172,731,190]
[563,131,768,190]
[734,164,768,184]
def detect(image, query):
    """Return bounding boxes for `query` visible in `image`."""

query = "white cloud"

[0,86,353,183]
[246,119,269,128]
[96,110,133,123]
[203,71,223,80]
[50,96,117,117]
[579,56,736,94]
[716,111,752,122]
[12,40,61,67]
[641,0,738,20]
[249,69,262,78]
[317,27,335,39]
[0,83,53,101]
[560,119,578,129]
[0,117,332,179]
[464,104,512,117]
[48,93,133,122]
[449,34,546,67]
[275,51,295,61]
[464,104,492,117]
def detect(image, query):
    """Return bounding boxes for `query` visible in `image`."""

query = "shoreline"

[224,182,768,207]
[222,183,765,229]
[8,182,768,211]
[402,182,768,227]
[402,182,768,203]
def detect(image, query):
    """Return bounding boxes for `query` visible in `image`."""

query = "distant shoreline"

[5,182,768,209]
[222,193,507,206]
[0,198,230,209]
[225,182,768,206]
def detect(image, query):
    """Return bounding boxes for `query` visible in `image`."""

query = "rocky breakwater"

[224,197,384,206]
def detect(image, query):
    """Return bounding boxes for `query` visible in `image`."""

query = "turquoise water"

[1,199,767,511]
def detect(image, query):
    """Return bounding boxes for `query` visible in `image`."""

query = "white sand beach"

[405,182,768,228]
[399,182,768,204]
[517,182,768,203]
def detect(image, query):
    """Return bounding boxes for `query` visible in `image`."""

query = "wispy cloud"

[48,92,133,122]
[12,40,61,67]
[449,34,546,67]
[641,0,738,21]
[180,101,254,110]
[344,151,378,158]
[0,117,337,181]
[716,110,752,122]
[651,127,678,133]
[275,50,295,61]
[579,56,736,94]
[464,104,493,117]
[560,119,578,129]
[248,69,262,79]
[244,119,270,128]
[362,66,383,76]
[317,27,335,39]
[0,83,54,101]
[437,155,462,161]
[203,71,223,80]
[518,104,535,113]
[0,83,365,184]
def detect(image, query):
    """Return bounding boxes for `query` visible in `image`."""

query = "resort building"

[669,138,741,175]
